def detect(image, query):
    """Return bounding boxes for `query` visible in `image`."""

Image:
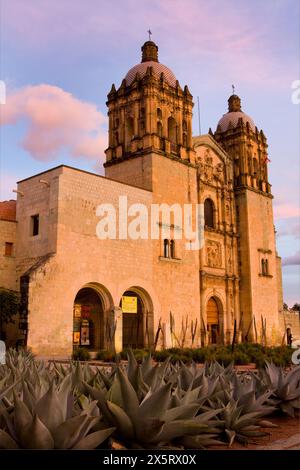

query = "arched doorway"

[73,285,111,351]
[120,287,153,349]
[206,297,221,344]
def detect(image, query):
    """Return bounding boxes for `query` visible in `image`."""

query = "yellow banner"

[122,296,137,313]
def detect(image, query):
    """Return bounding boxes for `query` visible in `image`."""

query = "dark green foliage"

[94,344,292,367]
[72,348,91,361]
[0,288,20,338]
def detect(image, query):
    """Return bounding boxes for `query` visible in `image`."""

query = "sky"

[0,0,299,305]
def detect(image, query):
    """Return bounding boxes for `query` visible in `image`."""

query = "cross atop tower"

[147,29,152,41]
[232,84,235,95]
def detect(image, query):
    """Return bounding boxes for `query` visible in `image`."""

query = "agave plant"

[0,380,114,449]
[84,362,223,449]
[256,362,300,417]
[214,399,271,446]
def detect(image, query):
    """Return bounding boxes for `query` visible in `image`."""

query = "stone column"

[233,278,241,342]
[113,306,123,353]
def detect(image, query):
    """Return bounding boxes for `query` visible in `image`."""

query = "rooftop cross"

[232,84,235,95]
[147,29,152,41]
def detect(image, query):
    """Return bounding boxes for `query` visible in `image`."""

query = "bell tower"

[214,94,271,194]
[104,40,195,190]
[214,94,282,341]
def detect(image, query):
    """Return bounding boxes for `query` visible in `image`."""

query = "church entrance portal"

[207,297,220,344]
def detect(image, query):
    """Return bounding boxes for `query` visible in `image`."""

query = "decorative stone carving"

[213,162,224,183]
[206,240,222,268]
[197,148,225,185]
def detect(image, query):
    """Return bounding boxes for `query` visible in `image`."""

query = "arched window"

[157,108,162,120]
[253,158,258,176]
[182,133,187,147]
[170,240,175,258]
[126,117,134,141]
[204,198,215,228]
[163,239,170,258]
[157,121,163,137]
[114,131,119,146]
[168,117,177,145]
[140,120,145,134]
[248,157,252,174]
[182,120,187,131]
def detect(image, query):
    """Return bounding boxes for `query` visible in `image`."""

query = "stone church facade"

[0,40,283,356]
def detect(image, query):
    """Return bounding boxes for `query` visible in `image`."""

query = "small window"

[170,240,175,258]
[204,198,215,228]
[163,239,170,258]
[253,158,258,176]
[265,259,269,275]
[5,242,13,257]
[157,108,162,120]
[31,214,39,236]
[261,258,269,276]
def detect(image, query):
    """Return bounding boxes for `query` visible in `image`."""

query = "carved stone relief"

[206,240,222,268]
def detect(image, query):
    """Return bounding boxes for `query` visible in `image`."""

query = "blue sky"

[0,0,299,305]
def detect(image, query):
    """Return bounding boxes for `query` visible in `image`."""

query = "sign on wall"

[122,296,137,313]
[80,319,90,345]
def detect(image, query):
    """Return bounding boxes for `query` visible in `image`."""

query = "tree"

[292,303,300,312]
[283,302,289,310]
[0,288,20,339]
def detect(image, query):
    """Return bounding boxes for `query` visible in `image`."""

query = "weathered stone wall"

[279,310,300,343]
[237,188,280,342]
[150,153,200,348]
[0,219,17,290]
[16,159,202,356]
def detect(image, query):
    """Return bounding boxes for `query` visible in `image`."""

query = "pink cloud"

[0,84,107,161]
[274,203,300,219]
[282,251,300,266]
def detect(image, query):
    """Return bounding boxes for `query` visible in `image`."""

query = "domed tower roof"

[216,94,255,132]
[124,40,177,87]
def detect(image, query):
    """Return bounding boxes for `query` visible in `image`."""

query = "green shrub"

[233,351,250,365]
[96,350,116,362]
[72,347,91,361]
[153,349,170,362]
[191,348,206,362]
[254,353,266,369]
[215,351,233,367]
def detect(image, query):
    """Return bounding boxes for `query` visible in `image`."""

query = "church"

[0,40,284,356]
